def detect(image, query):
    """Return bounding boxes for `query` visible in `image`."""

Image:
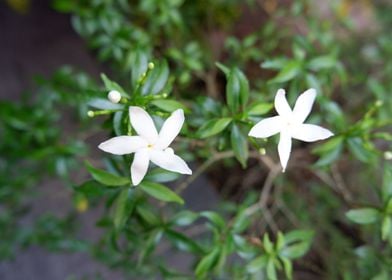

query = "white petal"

[278,132,292,172]
[150,149,192,175]
[291,124,334,142]
[129,106,158,143]
[293,88,316,123]
[248,116,282,138]
[131,150,150,185]
[155,109,184,150]
[98,136,147,155]
[274,89,292,118]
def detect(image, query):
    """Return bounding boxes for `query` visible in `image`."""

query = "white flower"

[98,107,192,185]
[107,90,122,103]
[249,88,334,171]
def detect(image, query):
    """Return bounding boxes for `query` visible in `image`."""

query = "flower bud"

[384,151,392,160]
[107,90,122,104]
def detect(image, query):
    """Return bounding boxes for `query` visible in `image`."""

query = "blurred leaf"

[266,258,277,280]
[247,255,268,273]
[347,137,375,163]
[165,229,203,253]
[381,216,391,241]
[85,161,130,186]
[145,168,181,183]
[151,99,188,113]
[269,60,302,83]
[308,55,337,71]
[195,247,220,278]
[346,208,380,224]
[113,188,135,230]
[382,164,392,202]
[139,181,184,204]
[197,118,232,138]
[101,73,127,95]
[171,210,199,226]
[131,50,148,86]
[88,98,123,110]
[247,102,273,116]
[200,211,225,230]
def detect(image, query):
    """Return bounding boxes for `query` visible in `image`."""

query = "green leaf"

[247,255,268,273]
[200,211,225,230]
[172,210,199,226]
[347,137,374,163]
[230,124,249,168]
[215,62,230,76]
[197,118,232,138]
[269,60,302,83]
[266,258,277,280]
[346,208,380,224]
[261,58,287,70]
[195,247,220,278]
[139,181,184,204]
[284,230,314,244]
[74,180,105,198]
[313,136,343,167]
[141,60,169,95]
[226,68,249,112]
[85,161,130,186]
[381,216,391,241]
[145,168,181,183]
[263,233,274,254]
[113,188,135,230]
[100,73,127,95]
[136,204,160,225]
[130,50,148,86]
[382,164,392,202]
[151,99,188,113]
[248,102,273,116]
[280,241,311,259]
[281,257,293,280]
[88,98,123,110]
[165,229,203,253]
[307,55,336,71]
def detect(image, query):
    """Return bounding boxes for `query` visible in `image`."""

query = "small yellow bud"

[148,62,155,69]
[375,100,383,107]
[87,110,95,117]
[259,148,266,155]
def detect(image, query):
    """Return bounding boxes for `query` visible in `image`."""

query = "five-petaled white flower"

[98,107,192,185]
[249,88,334,172]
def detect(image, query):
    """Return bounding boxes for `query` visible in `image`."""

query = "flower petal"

[274,89,292,118]
[131,150,150,185]
[291,124,334,142]
[155,109,184,150]
[150,149,192,175]
[98,136,147,155]
[278,132,292,172]
[129,106,158,143]
[248,116,282,138]
[292,88,316,123]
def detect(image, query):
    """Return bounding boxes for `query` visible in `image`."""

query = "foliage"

[1,0,392,279]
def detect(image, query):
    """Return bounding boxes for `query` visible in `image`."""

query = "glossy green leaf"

[85,161,130,186]
[131,50,148,86]
[226,68,249,112]
[165,229,203,253]
[145,168,181,183]
[230,124,248,168]
[197,118,232,138]
[141,60,169,95]
[139,181,184,204]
